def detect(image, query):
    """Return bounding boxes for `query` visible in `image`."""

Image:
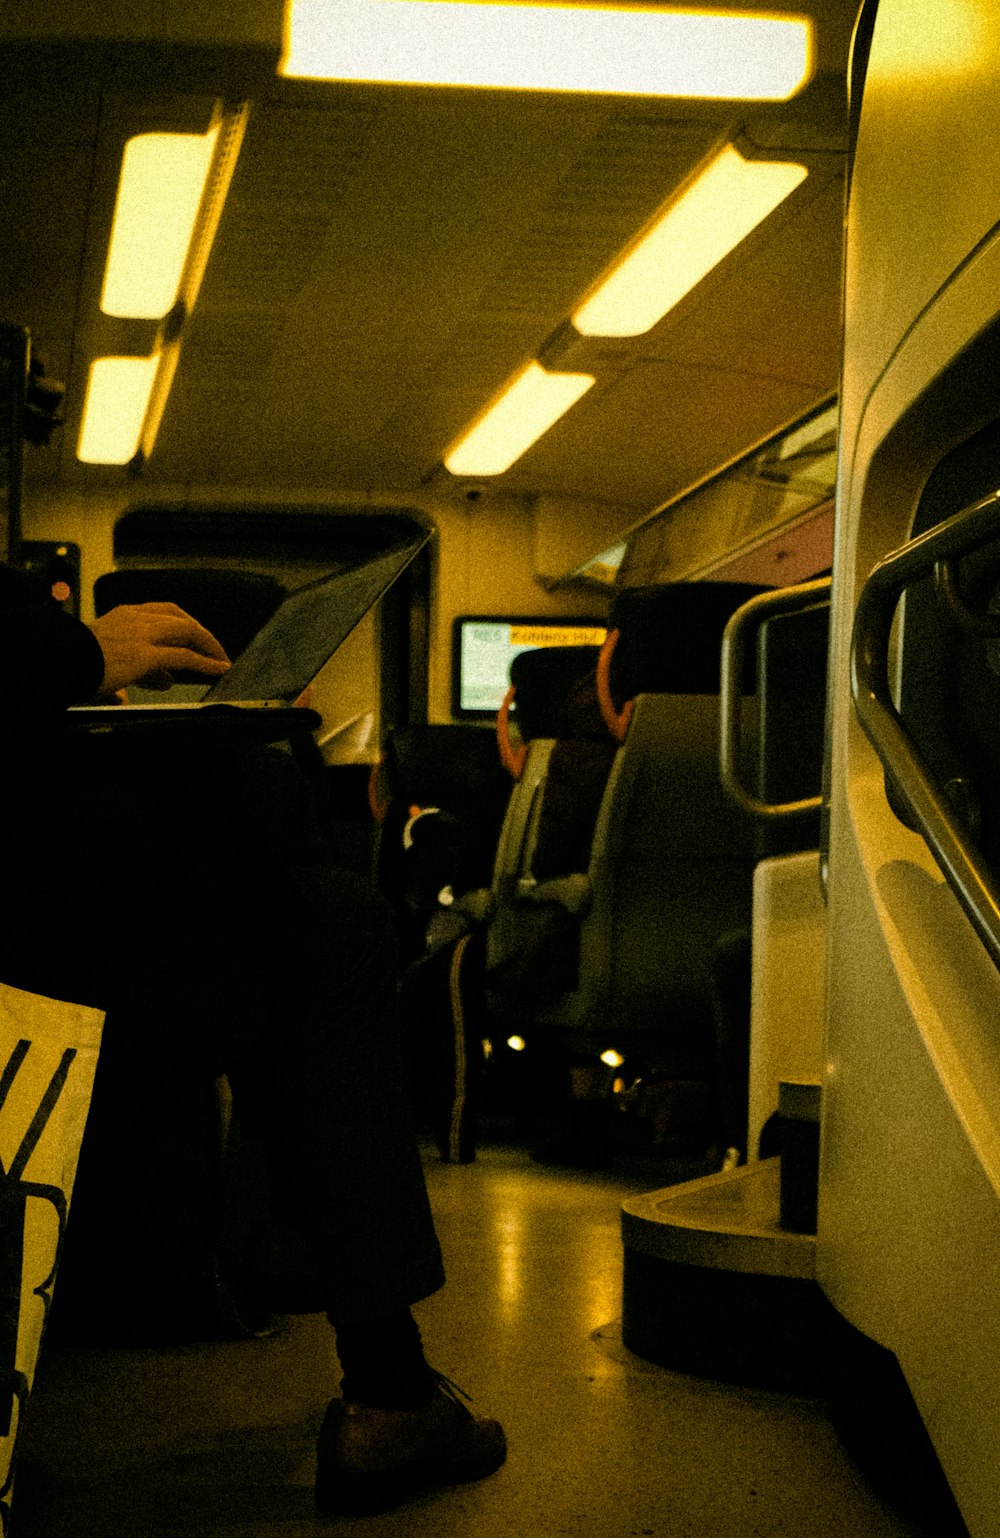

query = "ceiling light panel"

[481,118,726,321]
[77,355,160,464]
[445,361,595,476]
[573,145,808,336]
[101,126,221,319]
[282,1,813,100]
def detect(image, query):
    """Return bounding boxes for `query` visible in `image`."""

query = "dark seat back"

[509,644,603,741]
[505,692,758,1070]
[94,567,287,666]
[754,598,830,857]
[384,723,509,816]
[608,581,766,702]
[377,724,511,958]
[486,584,765,1068]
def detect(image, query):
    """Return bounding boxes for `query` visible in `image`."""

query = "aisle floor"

[13,1142,941,1537]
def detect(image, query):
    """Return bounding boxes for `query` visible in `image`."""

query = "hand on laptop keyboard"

[87,602,231,697]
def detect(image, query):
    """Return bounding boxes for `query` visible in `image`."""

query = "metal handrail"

[933,558,1000,637]
[719,576,832,819]
[851,488,1000,970]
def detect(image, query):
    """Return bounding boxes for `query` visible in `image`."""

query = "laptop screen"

[204,536,430,704]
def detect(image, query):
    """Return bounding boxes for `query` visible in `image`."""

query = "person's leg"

[196,766,504,1515]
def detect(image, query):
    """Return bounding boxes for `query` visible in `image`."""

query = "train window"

[452,615,607,718]
[98,504,432,743]
[111,504,428,572]
[896,417,1000,873]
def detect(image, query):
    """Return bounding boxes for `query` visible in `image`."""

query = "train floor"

[13,1138,941,1538]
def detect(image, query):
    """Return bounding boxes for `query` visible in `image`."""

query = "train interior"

[2,0,999,1533]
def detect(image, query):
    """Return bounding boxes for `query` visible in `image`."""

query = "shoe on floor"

[316,1374,506,1517]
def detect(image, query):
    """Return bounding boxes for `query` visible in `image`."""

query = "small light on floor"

[507,1035,527,1052]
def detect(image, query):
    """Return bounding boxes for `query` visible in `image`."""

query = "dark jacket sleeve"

[0,564,105,711]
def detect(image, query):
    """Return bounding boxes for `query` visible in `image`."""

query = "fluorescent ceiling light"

[282,1,813,100]
[573,145,807,336]
[77,356,160,464]
[101,126,221,319]
[445,361,594,476]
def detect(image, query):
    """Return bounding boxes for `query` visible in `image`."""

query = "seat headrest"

[94,567,287,660]
[754,596,830,858]
[508,645,603,741]
[608,582,767,700]
[384,724,509,809]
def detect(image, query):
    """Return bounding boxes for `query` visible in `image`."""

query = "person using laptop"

[0,565,506,1517]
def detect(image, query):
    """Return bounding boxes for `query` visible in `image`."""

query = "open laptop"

[67,534,430,725]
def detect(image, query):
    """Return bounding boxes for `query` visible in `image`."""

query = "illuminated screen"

[453,615,607,716]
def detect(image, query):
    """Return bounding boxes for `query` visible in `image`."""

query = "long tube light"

[77,356,160,465]
[80,107,248,466]
[444,361,594,476]
[282,1,813,100]
[573,145,808,337]
[101,126,221,320]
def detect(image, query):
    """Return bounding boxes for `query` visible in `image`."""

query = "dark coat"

[0,564,103,712]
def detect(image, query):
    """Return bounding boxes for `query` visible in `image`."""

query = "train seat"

[504,642,605,752]
[377,645,599,930]
[716,585,831,1162]
[485,583,765,1077]
[394,646,599,1159]
[619,581,834,1389]
[446,642,605,929]
[373,722,511,961]
[510,689,758,1066]
[600,579,765,736]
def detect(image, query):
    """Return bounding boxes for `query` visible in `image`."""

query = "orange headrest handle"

[596,628,634,743]
[368,754,392,824]
[496,683,528,781]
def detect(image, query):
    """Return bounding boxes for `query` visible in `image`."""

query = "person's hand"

[87,603,231,697]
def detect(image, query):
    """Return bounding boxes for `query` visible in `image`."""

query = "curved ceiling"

[2,0,858,524]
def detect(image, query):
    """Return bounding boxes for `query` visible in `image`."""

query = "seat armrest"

[518,873,591,915]
[453,887,494,924]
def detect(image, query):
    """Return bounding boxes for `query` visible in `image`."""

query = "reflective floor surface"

[13,1142,941,1537]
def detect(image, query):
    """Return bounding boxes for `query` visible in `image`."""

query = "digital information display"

[455,618,607,714]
